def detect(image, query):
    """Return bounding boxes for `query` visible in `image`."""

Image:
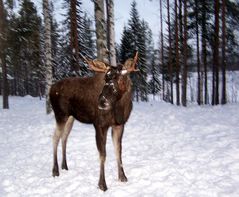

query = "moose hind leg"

[95,125,108,191]
[112,125,127,182]
[61,116,74,170]
[52,123,64,177]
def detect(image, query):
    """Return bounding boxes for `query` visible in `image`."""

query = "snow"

[1,96,239,196]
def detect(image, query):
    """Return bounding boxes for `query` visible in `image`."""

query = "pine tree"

[82,13,95,60]
[149,50,161,99]
[0,0,9,108]
[181,0,188,106]
[201,0,209,104]
[70,0,81,75]
[187,0,239,105]
[50,3,61,80]
[128,1,148,101]
[212,0,220,105]
[14,0,43,96]
[6,9,18,96]
[174,0,180,105]
[119,1,150,101]
[195,0,202,105]
[166,0,173,104]
[61,0,90,76]
[221,0,226,104]
[138,20,149,101]
[57,25,72,78]
[120,26,134,62]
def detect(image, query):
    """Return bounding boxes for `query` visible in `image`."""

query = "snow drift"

[1,96,239,196]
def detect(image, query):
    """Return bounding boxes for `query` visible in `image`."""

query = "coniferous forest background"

[1,0,239,110]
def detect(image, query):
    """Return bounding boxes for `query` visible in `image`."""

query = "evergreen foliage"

[60,0,95,77]
[148,50,161,99]
[6,0,43,96]
[119,0,152,102]
[1,0,239,108]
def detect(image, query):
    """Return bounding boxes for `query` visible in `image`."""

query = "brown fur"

[50,71,133,191]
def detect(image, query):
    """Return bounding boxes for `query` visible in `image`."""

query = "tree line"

[1,0,239,109]
[158,0,239,106]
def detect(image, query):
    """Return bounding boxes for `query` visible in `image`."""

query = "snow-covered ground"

[1,96,239,197]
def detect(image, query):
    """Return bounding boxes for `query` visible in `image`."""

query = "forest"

[2,1,239,195]
[1,0,239,109]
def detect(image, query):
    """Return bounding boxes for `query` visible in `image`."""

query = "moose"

[49,52,138,191]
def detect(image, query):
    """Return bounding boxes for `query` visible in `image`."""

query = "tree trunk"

[181,0,188,107]
[94,0,107,61]
[43,0,53,114]
[201,0,208,104]
[195,0,202,105]
[0,0,9,109]
[106,0,117,67]
[167,0,173,104]
[179,0,184,102]
[175,0,180,105]
[70,0,80,74]
[159,0,165,101]
[221,0,227,104]
[212,0,219,105]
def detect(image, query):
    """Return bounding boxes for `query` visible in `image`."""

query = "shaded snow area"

[1,97,239,197]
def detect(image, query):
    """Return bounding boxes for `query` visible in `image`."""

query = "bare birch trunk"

[159,0,165,101]
[43,0,53,114]
[94,0,107,61]
[106,0,117,67]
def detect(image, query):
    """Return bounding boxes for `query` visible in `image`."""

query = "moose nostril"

[98,96,111,110]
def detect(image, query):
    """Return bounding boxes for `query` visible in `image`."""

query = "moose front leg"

[95,125,109,191]
[112,125,128,182]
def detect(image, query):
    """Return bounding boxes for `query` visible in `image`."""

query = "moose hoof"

[52,168,59,177]
[98,183,108,191]
[119,175,128,182]
[61,162,68,170]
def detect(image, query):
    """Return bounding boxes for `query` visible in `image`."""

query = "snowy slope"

[1,96,239,197]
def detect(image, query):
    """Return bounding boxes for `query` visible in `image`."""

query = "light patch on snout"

[121,70,127,75]
[98,103,111,111]
[98,96,111,111]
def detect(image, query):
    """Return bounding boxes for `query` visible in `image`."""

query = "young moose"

[49,53,138,191]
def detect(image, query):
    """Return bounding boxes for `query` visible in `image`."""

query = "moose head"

[85,52,139,111]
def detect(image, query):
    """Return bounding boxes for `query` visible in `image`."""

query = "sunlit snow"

[1,96,239,196]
